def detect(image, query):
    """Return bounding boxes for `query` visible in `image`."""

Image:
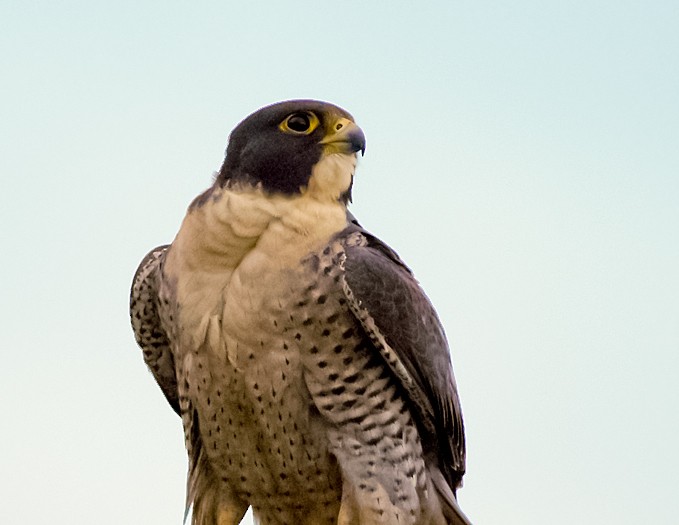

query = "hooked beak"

[320,118,366,156]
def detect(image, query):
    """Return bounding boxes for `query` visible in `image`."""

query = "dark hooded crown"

[216,100,356,195]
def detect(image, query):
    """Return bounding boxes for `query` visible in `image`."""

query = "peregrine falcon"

[130,100,471,525]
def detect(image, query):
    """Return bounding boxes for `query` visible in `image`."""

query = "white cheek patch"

[306,153,357,201]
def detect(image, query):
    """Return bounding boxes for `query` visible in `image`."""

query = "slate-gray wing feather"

[340,227,467,519]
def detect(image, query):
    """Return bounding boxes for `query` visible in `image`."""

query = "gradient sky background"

[2,2,677,524]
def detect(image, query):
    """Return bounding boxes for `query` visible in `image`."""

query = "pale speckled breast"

[171,239,354,523]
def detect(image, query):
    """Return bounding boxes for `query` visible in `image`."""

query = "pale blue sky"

[1,2,677,524]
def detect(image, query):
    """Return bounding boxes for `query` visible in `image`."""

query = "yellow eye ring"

[279,111,320,135]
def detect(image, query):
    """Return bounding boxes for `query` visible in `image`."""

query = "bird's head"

[216,100,366,204]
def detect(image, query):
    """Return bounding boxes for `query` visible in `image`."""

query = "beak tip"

[350,127,366,157]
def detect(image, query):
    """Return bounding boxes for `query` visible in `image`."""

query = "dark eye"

[287,113,311,132]
[279,112,320,135]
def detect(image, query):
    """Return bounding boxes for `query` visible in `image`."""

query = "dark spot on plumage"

[345,372,361,383]
[362,421,377,432]
[390,388,401,403]
[366,435,381,446]
[382,413,399,427]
